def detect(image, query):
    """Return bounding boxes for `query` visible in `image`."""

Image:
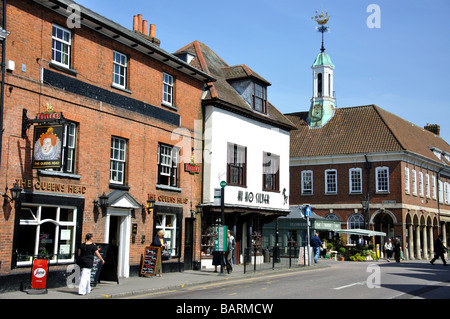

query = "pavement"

[0,260,330,299]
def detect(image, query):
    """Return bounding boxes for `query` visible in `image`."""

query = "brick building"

[287,18,450,259]
[0,0,214,291]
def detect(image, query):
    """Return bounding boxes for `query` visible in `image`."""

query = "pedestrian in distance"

[77,233,105,295]
[226,230,235,274]
[310,232,322,263]
[430,234,448,266]
[393,237,402,263]
[384,238,393,262]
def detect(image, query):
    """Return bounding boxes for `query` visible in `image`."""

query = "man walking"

[310,232,322,263]
[430,234,448,266]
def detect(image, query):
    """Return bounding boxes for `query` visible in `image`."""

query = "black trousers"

[431,252,447,264]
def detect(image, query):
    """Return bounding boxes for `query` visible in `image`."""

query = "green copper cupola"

[308,10,335,128]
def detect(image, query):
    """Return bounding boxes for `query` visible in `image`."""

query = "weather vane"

[312,10,330,52]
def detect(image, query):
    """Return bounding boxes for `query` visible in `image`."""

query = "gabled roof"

[286,104,450,166]
[175,41,296,131]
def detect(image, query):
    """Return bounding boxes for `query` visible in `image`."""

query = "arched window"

[348,214,365,229]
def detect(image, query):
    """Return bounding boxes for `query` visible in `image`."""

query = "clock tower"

[308,11,335,128]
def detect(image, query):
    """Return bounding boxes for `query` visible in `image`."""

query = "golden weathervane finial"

[312,10,330,25]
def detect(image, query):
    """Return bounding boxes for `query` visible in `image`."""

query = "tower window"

[317,73,323,97]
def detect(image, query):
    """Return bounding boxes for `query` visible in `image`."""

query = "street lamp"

[146,197,155,215]
[361,196,370,229]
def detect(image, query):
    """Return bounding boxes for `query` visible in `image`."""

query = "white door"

[104,208,131,278]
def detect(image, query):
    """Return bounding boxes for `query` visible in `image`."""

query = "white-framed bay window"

[17,204,77,265]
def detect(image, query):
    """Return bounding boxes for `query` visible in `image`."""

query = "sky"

[74,0,450,143]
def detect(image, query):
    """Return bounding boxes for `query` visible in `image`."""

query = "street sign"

[220,181,227,188]
[305,206,311,217]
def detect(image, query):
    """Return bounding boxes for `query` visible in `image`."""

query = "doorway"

[105,208,131,278]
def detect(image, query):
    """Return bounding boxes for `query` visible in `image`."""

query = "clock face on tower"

[309,103,323,122]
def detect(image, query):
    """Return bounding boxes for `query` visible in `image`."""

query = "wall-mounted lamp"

[146,196,155,215]
[3,183,22,204]
[93,192,109,211]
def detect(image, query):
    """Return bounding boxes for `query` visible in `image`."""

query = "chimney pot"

[133,15,138,31]
[150,24,156,38]
[142,20,148,35]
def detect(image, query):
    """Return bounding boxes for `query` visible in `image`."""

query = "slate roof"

[285,104,450,166]
[174,41,296,131]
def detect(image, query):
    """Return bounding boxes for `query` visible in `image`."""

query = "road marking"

[333,281,366,290]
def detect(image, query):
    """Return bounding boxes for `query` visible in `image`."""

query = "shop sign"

[148,193,189,205]
[15,178,87,195]
[237,190,270,205]
[31,258,48,290]
[32,124,63,169]
[184,163,200,174]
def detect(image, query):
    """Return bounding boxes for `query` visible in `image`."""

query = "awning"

[335,229,386,237]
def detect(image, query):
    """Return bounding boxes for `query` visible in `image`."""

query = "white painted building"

[175,41,295,267]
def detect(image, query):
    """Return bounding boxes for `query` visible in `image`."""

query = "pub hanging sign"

[32,124,63,169]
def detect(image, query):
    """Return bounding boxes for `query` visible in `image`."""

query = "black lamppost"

[361,196,370,230]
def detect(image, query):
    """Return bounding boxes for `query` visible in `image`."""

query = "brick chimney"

[132,14,160,46]
[424,123,440,136]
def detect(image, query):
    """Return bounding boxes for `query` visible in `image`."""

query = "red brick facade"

[0,0,210,285]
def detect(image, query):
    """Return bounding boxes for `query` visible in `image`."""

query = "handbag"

[161,247,171,260]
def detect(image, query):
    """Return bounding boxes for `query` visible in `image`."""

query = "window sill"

[37,169,81,180]
[49,61,78,76]
[161,101,178,111]
[156,184,182,192]
[111,83,132,94]
[109,183,130,191]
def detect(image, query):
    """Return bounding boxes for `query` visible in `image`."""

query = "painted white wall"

[203,105,290,211]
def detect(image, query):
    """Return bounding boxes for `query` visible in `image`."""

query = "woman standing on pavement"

[77,233,105,295]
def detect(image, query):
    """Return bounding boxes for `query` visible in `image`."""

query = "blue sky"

[75,0,450,143]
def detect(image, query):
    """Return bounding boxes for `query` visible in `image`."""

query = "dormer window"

[253,82,267,114]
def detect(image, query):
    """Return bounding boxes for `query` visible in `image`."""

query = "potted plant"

[338,247,346,261]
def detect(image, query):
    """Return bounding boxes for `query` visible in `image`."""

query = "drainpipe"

[0,0,7,170]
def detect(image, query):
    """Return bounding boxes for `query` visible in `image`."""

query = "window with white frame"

[162,72,174,106]
[349,168,362,194]
[376,166,389,193]
[301,170,313,195]
[419,172,424,197]
[60,122,77,173]
[426,173,431,198]
[348,214,365,245]
[412,169,417,196]
[155,213,177,257]
[17,205,77,265]
[110,137,127,185]
[432,175,437,199]
[325,169,337,194]
[157,143,179,187]
[405,167,410,194]
[52,24,72,68]
[439,180,444,203]
[113,51,128,89]
[445,182,450,204]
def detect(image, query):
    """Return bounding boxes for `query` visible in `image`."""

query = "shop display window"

[17,204,77,265]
